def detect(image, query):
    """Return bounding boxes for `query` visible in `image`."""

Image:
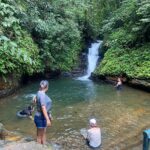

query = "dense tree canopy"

[96,0,150,79]
[0,0,42,76]
[0,0,150,79]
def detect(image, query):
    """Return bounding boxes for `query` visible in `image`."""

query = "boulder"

[0,75,20,98]
[0,123,8,140]
[128,79,150,92]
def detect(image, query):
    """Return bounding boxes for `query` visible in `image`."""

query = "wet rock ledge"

[0,141,52,150]
[92,75,150,92]
[128,79,150,92]
[0,122,54,150]
[0,75,20,99]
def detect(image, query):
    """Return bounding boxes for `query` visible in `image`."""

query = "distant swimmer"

[115,77,122,90]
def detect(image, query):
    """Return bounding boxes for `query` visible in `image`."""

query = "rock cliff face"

[128,79,150,92]
[0,75,20,98]
[0,71,61,98]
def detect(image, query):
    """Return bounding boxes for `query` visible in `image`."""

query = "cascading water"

[77,40,103,81]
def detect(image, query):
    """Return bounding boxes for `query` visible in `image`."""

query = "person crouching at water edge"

[34,80,52,144]
[82,118,101,149]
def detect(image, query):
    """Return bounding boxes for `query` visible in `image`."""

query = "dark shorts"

[116,85,122,90]
[86,139,101,149]
[34,115,46,128]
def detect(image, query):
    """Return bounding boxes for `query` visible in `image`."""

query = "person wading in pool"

[115,77,122,90]
[18,105,34,119]
[34,80,52,144]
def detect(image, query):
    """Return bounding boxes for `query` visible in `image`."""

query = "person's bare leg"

[41,128,46,144]
[37,128,44,144]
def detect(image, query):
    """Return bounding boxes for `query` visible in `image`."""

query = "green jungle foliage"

[96,0,150,79]
[0,0,149,79]
[0,0,42,76]
[17,0,82,71]
[17,0,119,71]
[0,0,118,76]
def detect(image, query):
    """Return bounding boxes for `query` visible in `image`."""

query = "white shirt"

[87,127,101,148]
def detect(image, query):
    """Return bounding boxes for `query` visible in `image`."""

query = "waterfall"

[77,40,103,81]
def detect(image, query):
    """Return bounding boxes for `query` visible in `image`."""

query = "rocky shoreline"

[0,71,149,99]
[0,140,53,150]
[0,122,144,150]
[91,75,150,92]
[0,122,57,150]
[128,79,150,92]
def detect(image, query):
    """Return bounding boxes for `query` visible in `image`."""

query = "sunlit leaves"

[96,0,150,79]
[0,1,43,76]
[18,0,82,71]
[96,42,150,78]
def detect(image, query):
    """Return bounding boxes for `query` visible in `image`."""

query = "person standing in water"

[34,80,52,144]
[115,77,122,90]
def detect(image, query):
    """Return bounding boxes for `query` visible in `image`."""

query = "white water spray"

[78,41,103,81]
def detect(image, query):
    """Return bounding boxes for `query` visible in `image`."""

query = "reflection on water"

[0,78,150,149]
[81,80,96,101]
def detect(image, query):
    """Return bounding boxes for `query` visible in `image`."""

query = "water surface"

[0,78,150,149]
